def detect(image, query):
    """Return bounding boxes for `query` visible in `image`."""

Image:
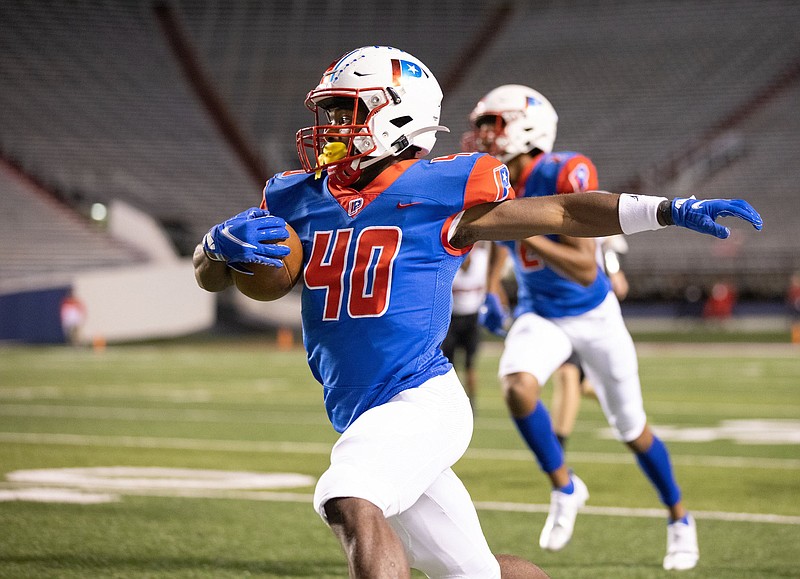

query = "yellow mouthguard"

[315,142,348,179]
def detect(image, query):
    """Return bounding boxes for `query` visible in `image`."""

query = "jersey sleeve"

[441,154,517,256]
[464,154,515,207]
[261,170,308,212]
[555,154,599,194]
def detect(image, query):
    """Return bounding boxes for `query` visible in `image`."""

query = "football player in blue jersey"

[551,234,630,449]
[194,48,761,579]
[465,84,706,570]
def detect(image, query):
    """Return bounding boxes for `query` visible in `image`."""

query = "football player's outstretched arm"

[453,192,622,247]
[450,191,763,249]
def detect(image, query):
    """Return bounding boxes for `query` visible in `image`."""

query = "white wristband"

[618,194,668,234]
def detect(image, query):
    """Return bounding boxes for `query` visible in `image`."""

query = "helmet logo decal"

[526,95,542,107]
[391,59,422,86]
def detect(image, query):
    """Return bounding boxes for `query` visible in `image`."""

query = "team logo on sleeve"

[568,163,591,192]
[492,165,511,202]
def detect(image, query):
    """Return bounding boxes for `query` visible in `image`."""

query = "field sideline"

[0,340,798,578]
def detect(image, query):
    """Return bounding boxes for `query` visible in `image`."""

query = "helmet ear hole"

[390,116,413,128]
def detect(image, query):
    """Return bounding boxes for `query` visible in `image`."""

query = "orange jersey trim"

[442,155,515,257]
[326,159,419,217]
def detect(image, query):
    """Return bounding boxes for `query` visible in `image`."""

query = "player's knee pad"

[313,463,394,522]
[608,402,648,443]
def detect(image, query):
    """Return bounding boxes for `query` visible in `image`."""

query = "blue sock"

[635,435,681,507]
[513,400,564,476]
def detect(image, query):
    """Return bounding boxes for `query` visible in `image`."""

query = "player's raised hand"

[479,293,510,336]
[203,207,291,272]
[671,196,763,239]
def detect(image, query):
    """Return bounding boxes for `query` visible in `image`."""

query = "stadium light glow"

[90,202,107,222]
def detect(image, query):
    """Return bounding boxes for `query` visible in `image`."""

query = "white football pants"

[499,292,647,442]
[313,369,501,578]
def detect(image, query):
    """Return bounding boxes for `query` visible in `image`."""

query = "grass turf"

[0,340,798,578]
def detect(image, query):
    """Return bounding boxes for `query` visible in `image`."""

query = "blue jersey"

[263,153,512,432]
[503,152,611,318]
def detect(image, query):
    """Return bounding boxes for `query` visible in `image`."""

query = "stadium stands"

[170,0,498,169]
[0,0,261,261]
[1,0,798,298]
[175,0,800,297]
[0,160,146,291]
[443,0,800,297]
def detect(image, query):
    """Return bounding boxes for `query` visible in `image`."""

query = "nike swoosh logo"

[221,226,257,249]
[397,201,422,209]
[690,200,706,210]
[353,71,375,77]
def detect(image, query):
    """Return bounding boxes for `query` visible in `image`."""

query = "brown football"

[231,223,304,301]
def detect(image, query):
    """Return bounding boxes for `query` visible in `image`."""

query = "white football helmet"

[296,46,449,186]
[464,84,558,163]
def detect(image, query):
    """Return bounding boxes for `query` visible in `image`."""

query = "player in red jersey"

[194,46,762,578]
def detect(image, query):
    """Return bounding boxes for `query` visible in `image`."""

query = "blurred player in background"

[194,48,761,578]
[551,234,630,449]
[466,84,701,570]
[59,290,86,347]
[441,240,491,411]
[787,271,800,343]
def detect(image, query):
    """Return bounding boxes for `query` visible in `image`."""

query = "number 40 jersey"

[262,153,513,432]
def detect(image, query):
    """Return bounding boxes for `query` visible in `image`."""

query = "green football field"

[1,339,798,578]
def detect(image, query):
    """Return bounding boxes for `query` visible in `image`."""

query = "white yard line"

[0,404,328,425]
[3,401,799,425]
[0,432,797,470]
[2,482,795,525]
[473,500,800,525]
[0,432,333,454]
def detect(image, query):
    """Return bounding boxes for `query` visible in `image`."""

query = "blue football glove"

[671,196,763,239]
[478,293,509,336]
[203,207,290,274]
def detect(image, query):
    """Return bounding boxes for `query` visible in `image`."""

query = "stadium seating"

[0,162,146,291]
[0,0,260,262]
[1,0,798,298]
[174,0,800,297]
[441,1,800,296]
